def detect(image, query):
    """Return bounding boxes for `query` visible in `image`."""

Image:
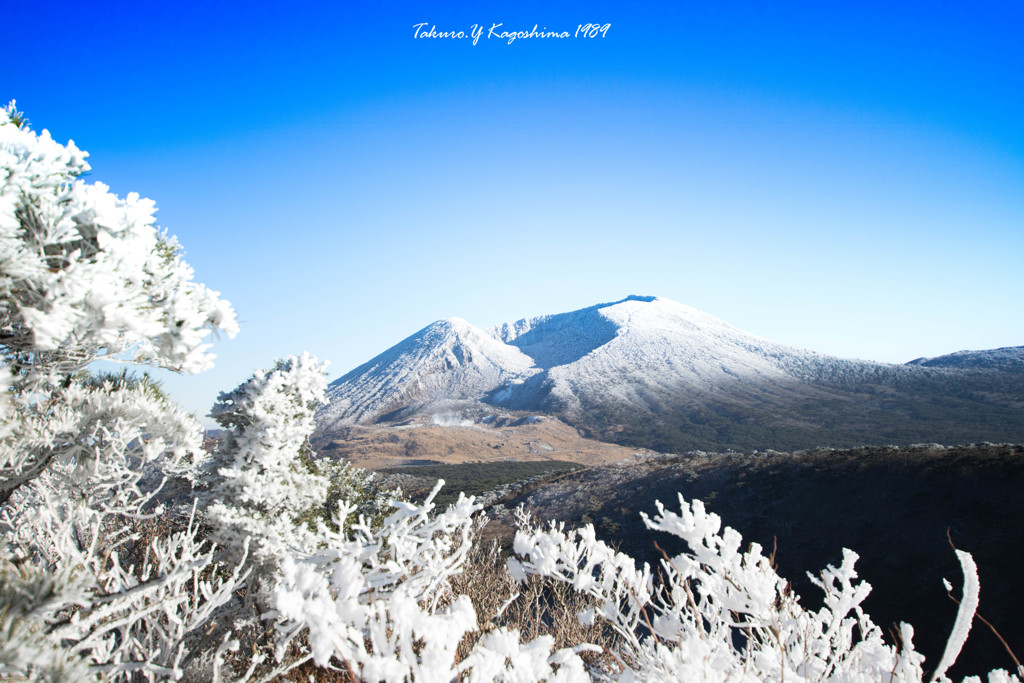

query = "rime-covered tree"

[0,100,237,502]
[201,352,331,570]
[0,101,244,681]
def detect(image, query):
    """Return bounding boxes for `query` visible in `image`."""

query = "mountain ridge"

[316,296,1024,452]
[906,346,1024,371]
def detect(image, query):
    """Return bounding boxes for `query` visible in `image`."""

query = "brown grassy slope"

[311,417,647,469]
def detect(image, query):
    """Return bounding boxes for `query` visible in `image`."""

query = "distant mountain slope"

[318,317,537,429]
[906,346,1024,371]
[317,296,1024,451]
[489,295,829,414]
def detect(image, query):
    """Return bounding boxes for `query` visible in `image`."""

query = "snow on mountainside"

[906,346,1024,371]
[317,295,1024,451]
[321,296,840,425]
[318,317,537,429]
[489,295,826,413]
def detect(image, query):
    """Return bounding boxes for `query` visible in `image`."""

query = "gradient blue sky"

[5,1,1023,423]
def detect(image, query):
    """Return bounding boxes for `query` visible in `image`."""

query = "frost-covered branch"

[510,495,1015,682]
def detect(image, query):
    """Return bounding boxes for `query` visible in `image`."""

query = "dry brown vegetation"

[312,417,646,469]
[442,538,622,675]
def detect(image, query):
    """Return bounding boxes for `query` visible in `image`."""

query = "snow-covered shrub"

[509,495,1020,682]
[201,352,331,570]
[0,99,237,504]
[0,101,243,681]
[266,480,596,682]
[200,355,560,680]
[263,483,1020,682]
[446,534,622,672]
[197,356,589,679]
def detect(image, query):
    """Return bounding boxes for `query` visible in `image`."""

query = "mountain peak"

[436,316,471,329]
[318,314,537,428]
[605,294,658,305]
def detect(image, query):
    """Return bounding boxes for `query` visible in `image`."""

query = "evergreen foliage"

[0,100,244,681]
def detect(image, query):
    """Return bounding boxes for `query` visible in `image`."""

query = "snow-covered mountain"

[488,295,834,412]
[318,317,537,426]
[320,296,799,425]
[317,296,1024,451]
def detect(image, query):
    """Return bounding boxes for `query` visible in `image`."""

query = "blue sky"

[5,1,1023,423]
